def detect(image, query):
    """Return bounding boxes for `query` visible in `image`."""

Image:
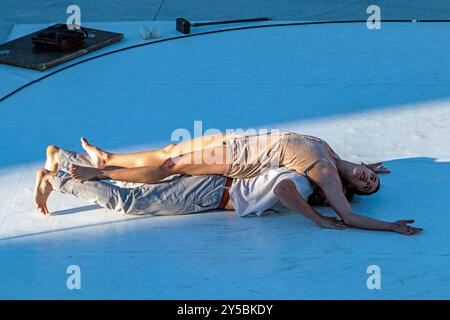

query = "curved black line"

[1,19,449,104]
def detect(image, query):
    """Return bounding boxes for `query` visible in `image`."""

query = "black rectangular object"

[0,24,124,71]
[176,18,191,34]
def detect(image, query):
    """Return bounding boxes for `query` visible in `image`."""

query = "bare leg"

[166,133,227,156]
[70,145,229,184]
[44,145,61,172]
[34,145,60,215]
[80,133,227,169]
[33,168,55,215]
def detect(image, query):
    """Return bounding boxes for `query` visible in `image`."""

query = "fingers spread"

[405,227,423,235]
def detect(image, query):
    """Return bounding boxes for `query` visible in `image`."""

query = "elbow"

[273,185,284,197]
[274,180,295,197]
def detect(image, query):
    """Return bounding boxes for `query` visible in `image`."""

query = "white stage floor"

[0,21,449,299]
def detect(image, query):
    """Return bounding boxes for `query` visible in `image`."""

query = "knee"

[160,157,177,175]
[46,145,60,157]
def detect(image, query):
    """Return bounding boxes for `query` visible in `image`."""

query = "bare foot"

[70,164,102,181]
[33,168,54,215]
[44,145,61,172]
[80,137,110,168]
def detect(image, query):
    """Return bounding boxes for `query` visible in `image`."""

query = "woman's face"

[348,164,379,194]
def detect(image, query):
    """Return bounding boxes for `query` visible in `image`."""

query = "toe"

[81,137,89,147]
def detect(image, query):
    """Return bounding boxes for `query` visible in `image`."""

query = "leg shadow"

[51,204,102,216]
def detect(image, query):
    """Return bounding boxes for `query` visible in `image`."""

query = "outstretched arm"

[273,179,349,230]
[311,165,422,235]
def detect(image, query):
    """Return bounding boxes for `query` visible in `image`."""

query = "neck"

[335,159,357,182]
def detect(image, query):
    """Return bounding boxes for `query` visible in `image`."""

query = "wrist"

[387,222,396,231]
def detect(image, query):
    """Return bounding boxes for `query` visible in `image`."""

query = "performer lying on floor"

[34,142,422,235]
[34,146,350,229]
[67,132,423,235]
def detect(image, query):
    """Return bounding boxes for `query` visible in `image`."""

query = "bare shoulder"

[308,162,340,185]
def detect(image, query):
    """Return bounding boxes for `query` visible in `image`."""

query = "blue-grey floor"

[1,19,450,299]
[1,0,450,42]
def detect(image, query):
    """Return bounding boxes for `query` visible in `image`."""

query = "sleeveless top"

[280,132,339,178]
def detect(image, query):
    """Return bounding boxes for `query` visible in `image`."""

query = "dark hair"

[307,183,354,206]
